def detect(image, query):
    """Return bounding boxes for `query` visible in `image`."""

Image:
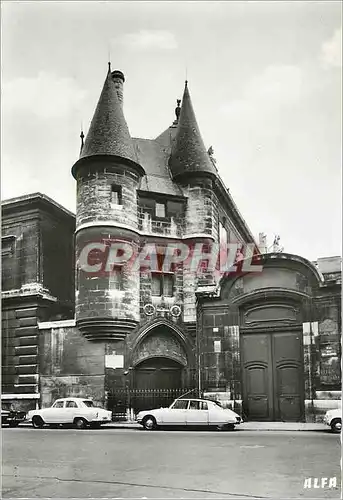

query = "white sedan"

[323,408,342,433]
[136,398,242,430]
[26,398,112,429]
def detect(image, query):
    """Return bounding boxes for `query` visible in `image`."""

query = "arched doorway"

[128,322,194,412]
[212,253,322,422]
[133,357,183,390]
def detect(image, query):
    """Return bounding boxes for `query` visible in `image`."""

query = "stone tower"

[72,65,145,341]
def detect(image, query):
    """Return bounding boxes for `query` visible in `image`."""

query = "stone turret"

[72,65,145,341]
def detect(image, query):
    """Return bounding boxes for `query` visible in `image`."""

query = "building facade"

[1,66,341,421]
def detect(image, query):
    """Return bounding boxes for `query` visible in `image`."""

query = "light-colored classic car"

[26,397,112,429]
[136,398,242,430]
[323,408,342,433]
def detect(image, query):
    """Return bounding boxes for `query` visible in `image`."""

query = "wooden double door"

[241,330,304,422]
[133,357,183,390]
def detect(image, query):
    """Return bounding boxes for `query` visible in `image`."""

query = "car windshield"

[212,400,223,408]
[83,400,94,407]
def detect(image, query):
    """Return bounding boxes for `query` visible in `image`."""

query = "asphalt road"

[2,427,341,499]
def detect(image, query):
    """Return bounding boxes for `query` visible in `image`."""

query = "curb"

[11,422,328,432]
[104,423,327,432]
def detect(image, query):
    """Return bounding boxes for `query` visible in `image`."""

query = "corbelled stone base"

[77,317,138,340]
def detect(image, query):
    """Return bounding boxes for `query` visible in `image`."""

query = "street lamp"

[124,367,133,420]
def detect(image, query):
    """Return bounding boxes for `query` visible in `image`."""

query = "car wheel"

[330,419,342,433]
[74,418,87,429]
[218,423,235,431]
[90,422,101,429]
[8,422,20,428]
[142,416,157,430]
[32,416,44,429]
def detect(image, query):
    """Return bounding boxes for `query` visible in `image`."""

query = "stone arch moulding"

[128,318,194,369]
[218,253,323,302]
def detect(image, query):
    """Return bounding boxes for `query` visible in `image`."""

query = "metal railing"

[107,388,200,421]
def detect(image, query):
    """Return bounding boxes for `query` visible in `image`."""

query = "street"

[2,427,341,499]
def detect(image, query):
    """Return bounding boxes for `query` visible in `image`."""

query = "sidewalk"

[104,421,326,431]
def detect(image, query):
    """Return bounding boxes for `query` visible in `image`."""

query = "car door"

[43,400,65,423]
[162,399,188,425]
[64,400,80,423]
[186,400,209,426]
[207,401,227,425]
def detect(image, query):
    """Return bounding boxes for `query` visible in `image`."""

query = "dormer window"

[111,185,122,205]
[155,203,166,218]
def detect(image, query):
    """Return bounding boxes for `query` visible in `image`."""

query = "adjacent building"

[1,66,341,421]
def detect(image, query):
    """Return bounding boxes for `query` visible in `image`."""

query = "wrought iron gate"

[107,388,200,420]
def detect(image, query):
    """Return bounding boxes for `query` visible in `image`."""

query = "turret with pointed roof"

[72,65,144,178]
[72,65,145,342]
[168,82,217,182]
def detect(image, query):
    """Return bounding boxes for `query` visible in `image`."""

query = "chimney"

[111,70,125,106]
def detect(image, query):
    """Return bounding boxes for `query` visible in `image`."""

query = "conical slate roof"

[76,66,140,169]
[169,82,217,181]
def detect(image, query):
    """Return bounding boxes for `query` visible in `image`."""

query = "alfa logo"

[303,477,337,489]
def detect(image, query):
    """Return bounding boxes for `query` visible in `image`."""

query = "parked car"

[1,402,26,427]
[26,398,112,429]
[136,398,242,430]
[323,408,342,433]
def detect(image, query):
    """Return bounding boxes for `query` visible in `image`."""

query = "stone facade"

[197,254,341,422]
[1,68,341,421]
[1,194,75,411]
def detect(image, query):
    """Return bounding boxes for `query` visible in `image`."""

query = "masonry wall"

[1,298,57,411]
[40,211,75,310]
[1,216,40,291]
[76,163,140,229]
[39,325,106,407]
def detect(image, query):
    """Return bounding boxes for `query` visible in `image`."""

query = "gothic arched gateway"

[122,320,196,412]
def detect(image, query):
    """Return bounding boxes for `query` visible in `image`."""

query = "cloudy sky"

[1,1,341,261]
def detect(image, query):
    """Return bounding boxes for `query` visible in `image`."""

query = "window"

[110,266,123,290]
[172,400,189,410]
[83,400,94,407]
[214,340,221,353]
[189,401,201,410]
[151,273,174,297]
[219,222,228,245]
[66,400,78,408]
[2,235,16,257]
[52,401,64,408]
[111,185,122,205]
[200,401,208,410]
[155,202,166,218]
[167,201,184,216]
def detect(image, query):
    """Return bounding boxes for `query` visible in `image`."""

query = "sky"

[1,1,342,261]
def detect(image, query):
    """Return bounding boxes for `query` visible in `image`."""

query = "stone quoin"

[1,66,341,421]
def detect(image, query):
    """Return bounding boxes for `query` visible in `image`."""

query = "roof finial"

[80,124,85,152]
[108,61,111,73]
[173,99,181,124]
